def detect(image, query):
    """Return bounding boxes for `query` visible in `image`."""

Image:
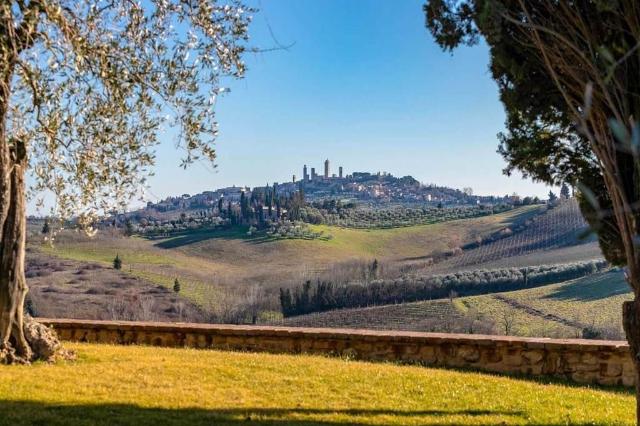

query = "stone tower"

[324,159,330,179]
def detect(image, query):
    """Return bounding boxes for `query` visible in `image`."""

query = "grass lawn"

[0,343,633,425]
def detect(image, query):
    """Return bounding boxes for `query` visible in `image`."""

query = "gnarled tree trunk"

[0,135,32,363]
[0,49,32,363]
[0,47,69,364]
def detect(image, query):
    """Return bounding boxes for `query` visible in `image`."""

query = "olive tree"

[0,0,252,363]
[424,0,640,419]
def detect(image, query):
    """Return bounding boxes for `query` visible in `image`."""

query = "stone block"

[458,345,480,363]
[418,345,437,363]
[522,350,544,365]
[601,362,623,377]
[482,348,503,364]
[581,352,599,365]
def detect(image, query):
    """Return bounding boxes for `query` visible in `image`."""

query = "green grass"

[0,343,633,425]
[447,270,631,338]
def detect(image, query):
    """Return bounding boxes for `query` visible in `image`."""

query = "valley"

[30,197,620,340]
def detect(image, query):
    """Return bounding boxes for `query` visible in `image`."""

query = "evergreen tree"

[279,288,293,317]
[41,219,50,235]
[240,191,250,223]
[173,278,181,294]
[548,191,558,204]
[113,254,122,270]
[217,197,224,215]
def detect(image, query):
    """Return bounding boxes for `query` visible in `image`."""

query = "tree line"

[279,261,608,317]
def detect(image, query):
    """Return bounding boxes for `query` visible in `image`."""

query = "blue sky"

[146,0,551,202]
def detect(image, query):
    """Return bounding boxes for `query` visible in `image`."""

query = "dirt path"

[492,294,586,329]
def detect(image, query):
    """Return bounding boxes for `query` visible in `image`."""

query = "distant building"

[324,159,330,179]
[311,167,316,180]
[292,175,296,183]
[339,166,343,178]
[303,165,308,182]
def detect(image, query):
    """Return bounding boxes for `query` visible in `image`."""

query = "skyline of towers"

[302,159,344,182]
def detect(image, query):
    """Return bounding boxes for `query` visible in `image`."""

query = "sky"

[34,0,554,213]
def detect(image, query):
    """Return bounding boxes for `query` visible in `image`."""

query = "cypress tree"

[113,254,122,270]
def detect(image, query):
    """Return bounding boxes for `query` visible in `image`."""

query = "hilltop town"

[139,159,526,220]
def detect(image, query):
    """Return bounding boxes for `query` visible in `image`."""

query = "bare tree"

[0,1,253,363]
[500,308,517,336]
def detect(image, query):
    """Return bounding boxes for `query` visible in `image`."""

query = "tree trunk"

[0,138,32,363]
[0,138,32,362]
[623,299,640,425]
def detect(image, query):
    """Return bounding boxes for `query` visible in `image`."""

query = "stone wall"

[40,318,635,387]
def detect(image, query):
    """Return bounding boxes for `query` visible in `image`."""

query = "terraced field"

[278,270,631,339]
[279,300,465,332]
[430,200,598,273]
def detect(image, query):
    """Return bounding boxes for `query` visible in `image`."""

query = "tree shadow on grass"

[2,401,599,426]
[542,270,631,302]
[152,227,254,249]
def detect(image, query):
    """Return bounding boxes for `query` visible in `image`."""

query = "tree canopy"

[0,0,253,363]
[424,0,640,267]
[2,0,252,228]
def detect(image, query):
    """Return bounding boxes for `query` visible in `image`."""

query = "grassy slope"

[280,271,631,339]
[0,343,633,426]
[39,206,542,308]
[463,270,631,337]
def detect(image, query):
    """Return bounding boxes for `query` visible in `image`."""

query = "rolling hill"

[34,205,544,320]
[31,199,612,334]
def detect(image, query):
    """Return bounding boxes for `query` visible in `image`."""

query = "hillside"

[428,199,599,273]
[35,205,542,322]
[278,269,630,339]
[0,343,632,425]
[24,248,204,323]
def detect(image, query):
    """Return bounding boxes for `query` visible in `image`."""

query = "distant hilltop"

[140,164,535,217]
